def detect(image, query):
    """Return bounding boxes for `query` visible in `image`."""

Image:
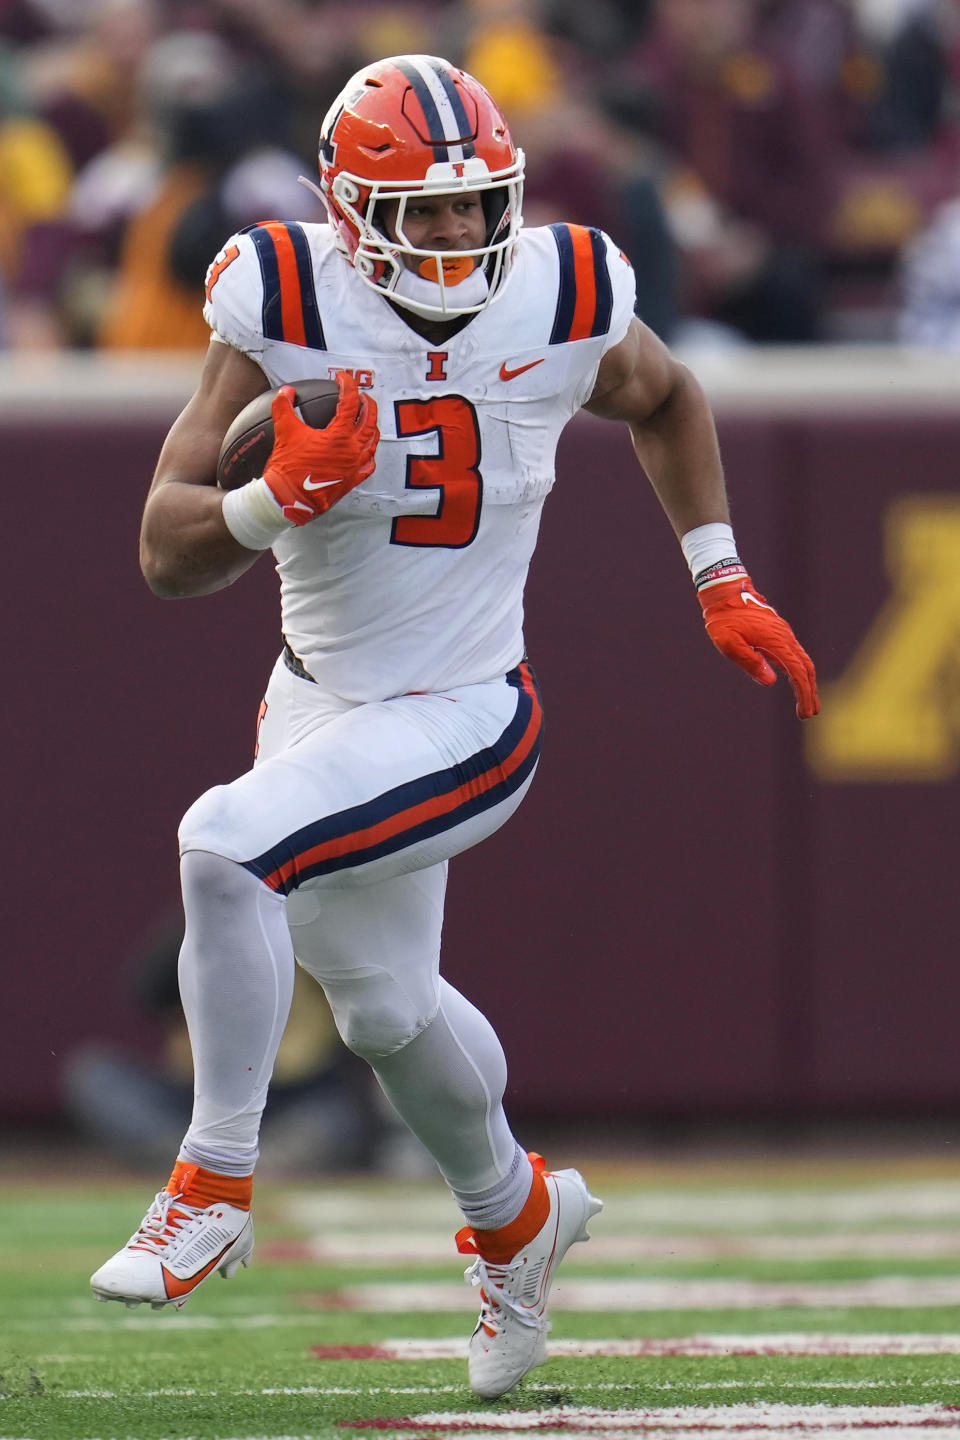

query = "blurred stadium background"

[5,0,960,1174]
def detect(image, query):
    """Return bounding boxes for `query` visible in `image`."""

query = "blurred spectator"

[454,0,679,338]
[460,0,562,118]
[24,27,322,349]
[897,191,960,348]
[617,0,838,343]
[458,0,595,226]
[544,0,654,66]
[756,0,954,154]
[758,0,858,92]
[204,0,430,163]
[20,0,161,172]
[0,38,73,346]
[769,1,960,340]
[94,28,316,350]
[520,91,681,340]
[850,0,951,151]
[61,911,433,1176]
[91,29,241,349]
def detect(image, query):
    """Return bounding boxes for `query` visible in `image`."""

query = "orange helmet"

[317,55,525,318]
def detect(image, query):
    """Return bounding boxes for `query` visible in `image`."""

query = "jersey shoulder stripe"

[548,223,614,344]
[243,221,326,349]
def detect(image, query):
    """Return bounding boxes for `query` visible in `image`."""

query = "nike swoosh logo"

[302,475,346,491]
[499,358,545,382]
[161,1238,238,1300]
[741,592,774,611]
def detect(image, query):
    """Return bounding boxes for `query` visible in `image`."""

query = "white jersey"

[204,220,636,702]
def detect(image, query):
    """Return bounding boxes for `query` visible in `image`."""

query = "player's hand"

[263,372,379,525]
[698,576,819,720]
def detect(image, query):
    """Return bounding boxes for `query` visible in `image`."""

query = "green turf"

[5,1161,960,1438]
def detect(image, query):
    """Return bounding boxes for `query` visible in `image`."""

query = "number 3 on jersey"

[391,396,482,548]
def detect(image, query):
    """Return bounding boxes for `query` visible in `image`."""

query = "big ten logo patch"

[807,496,960,781]
[327,367,375,388]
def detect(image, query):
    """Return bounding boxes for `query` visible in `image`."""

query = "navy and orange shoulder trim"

[548,223,613,345]
[242,221,326,349]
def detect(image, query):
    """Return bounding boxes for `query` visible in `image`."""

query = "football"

[217,378,341,490]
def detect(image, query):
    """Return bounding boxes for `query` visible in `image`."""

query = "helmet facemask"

[345,166,523,318]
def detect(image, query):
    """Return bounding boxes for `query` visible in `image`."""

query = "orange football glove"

[697,568,819,720]
[262,371,379,525]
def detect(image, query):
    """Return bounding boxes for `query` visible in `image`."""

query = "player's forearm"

[140,481,261,598]
[629,365,730,539]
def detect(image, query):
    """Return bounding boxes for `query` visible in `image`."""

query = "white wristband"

[221,477,293,551]
[680,522,739,578]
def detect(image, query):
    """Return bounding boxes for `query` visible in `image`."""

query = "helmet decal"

[393,56,477,163]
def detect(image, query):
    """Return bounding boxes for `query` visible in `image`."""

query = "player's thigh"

[178,662,541,890]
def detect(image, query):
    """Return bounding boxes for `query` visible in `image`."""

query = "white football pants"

[175,653,540,1192]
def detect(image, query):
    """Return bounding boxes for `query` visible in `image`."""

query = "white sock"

[177,850,294,1175]
[452,1142,534,1231]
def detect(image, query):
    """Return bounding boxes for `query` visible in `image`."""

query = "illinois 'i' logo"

[425,351,448,382]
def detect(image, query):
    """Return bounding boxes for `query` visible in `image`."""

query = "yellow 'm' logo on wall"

[807,496,960,782]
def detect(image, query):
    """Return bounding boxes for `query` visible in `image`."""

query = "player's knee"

[178,784,243,862]
[319,972,439,1062]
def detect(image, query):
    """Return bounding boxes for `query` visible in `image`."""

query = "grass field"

[6,1146,960,1438]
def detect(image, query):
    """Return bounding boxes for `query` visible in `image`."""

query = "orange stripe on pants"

[265,667,542,892]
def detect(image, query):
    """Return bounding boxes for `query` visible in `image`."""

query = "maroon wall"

[7,396,959,1123]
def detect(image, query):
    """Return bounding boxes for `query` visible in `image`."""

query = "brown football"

[217,378,340,490]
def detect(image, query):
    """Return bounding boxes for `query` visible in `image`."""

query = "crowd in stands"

[3,0,960,352]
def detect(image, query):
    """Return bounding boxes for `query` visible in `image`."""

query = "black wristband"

[693,558,747,591]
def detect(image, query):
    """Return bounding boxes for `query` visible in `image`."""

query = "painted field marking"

[309,1334,960,1360]
[265,1229,960,1266]
[17,1269,960,1334]
[19,1411,960,1440]
[6,1313,325,1332]
[5,1424,958,1440]
[285,1182,960,1232]
[309,1276,960,1311]
[28,1380,960,1401]
[337,1403,960,1435]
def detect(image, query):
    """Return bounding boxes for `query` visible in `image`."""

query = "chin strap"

[391,263,490,316]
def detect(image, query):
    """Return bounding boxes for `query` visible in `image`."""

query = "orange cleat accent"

[456,1154,550,1266]
[161,1240,240,1300]
[166,1161,253,1211]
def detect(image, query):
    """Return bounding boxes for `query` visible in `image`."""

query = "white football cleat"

[457,1160,602,1399]
[90,1187,254,1311]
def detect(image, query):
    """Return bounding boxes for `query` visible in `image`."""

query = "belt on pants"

[282,638,316,683]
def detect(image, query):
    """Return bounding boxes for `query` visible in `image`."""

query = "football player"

[90,55,818,1400]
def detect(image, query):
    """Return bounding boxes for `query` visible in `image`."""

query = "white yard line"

[9,1313,324,1331]
[309,1334,960,1359]
[27,1382,960,1400]
[323,1275,960,1311]
[15,1270,960,1334]
[284,1183,960,1232]
[287,1230,960,1264]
